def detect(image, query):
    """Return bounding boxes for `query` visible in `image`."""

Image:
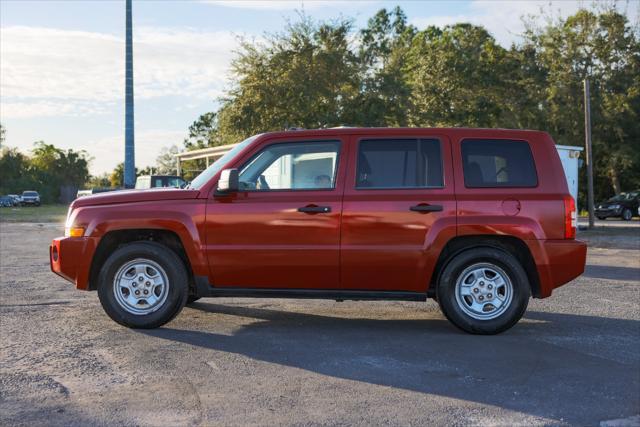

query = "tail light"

[564,195,576,239]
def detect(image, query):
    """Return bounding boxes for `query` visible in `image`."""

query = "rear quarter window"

[461,139,538,188]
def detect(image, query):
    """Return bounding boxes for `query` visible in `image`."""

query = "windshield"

[23,191,38,196]
[189,135,260,189]
[608,192,638,202]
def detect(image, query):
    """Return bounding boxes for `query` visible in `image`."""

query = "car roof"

[255,127,550,140]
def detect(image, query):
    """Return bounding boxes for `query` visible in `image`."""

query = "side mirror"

[217,168,239,193]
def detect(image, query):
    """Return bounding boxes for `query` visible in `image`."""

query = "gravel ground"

[1,221,639,427]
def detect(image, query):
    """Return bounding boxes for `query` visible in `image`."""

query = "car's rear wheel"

[597,216,606,220]
[622,208,633,221]
[437,247,530,335]
[98,241,188,328]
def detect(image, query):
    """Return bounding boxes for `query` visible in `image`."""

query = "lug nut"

[488,284,493,290]
[132,283,137,288]
[473,288,479,293]
[146,282,151,286]
[138,277,144,282]
[143,290,149,295]
[488,293,493,298]
[135,290,140,295]
[479,296,484,301]
[479,281,485,286]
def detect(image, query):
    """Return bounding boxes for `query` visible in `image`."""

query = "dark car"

[21,191,41,206]
[595,191,639,221]
[0,196,14,207]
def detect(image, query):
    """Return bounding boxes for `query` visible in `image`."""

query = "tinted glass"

[462,139,537,188]
[356,139,443,189]
[239,141,340,191]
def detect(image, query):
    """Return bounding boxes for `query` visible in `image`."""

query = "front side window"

[461,139,537,188]
[356,138,443,189]
[239,141,340,191]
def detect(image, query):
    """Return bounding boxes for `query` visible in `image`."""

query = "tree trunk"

[609,167,621,195]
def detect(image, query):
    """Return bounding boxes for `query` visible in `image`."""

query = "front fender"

[70,199,208,278]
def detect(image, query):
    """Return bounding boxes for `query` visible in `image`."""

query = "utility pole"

[124,0,136,188]
[583,79,595,228]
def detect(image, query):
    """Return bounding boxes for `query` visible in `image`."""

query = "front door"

[340,134,456,292]
[205,137,348,289]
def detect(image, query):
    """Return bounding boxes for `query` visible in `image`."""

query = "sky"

[1,0,638,175]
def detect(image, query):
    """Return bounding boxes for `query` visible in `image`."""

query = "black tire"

[437,247,530,335]
[597,216,606,221]
[186,296,201,304]
[97,241,188,328]
[622,208,633,221]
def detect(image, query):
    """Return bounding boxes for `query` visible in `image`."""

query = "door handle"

[409,204,443,213]
[298,205,332,214]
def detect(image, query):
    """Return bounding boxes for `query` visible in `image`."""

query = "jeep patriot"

[50,128,587,334]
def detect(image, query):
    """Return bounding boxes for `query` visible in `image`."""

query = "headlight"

[64,227,85,237]
[64,207,85,237]
[610,204,621,210]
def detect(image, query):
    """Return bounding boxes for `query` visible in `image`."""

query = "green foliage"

[522,9,640,201]
[0,141,90,203]
[216,15,361,142]
[182,5,637,206]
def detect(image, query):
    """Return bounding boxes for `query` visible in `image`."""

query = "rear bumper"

[49,236,98,290]
[530,239,587,298]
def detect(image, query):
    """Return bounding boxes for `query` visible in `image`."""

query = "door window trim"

[354,137,446,190]
[236,139,343,193]
[460,138,539,189]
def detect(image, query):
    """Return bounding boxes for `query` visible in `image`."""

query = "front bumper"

[50,236,98,290]
[595,207,622,218]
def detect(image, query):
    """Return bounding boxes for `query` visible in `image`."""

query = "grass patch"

[0,204,69,223]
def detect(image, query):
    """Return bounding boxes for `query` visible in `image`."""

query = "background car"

[0,196,14,207]
[595,190,639,220]
[21,191,41,206]
[7,194,22,206]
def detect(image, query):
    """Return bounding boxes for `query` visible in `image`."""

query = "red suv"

[50,128,586,334]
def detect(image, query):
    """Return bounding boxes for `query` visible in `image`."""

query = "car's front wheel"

[437,247,530,335]
[98,242,188,328]
[622,208,633,221]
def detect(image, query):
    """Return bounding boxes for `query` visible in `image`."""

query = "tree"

[522,8,640,198]
[30,141,90,203]
[156,145,181,175]
[404,24,512,128]
[183,113,221,150]
[0,147,34,195]
[216,15,361,143]
[88,173,111,188]
[356,7,416,126]
[110,163,125,188]
[0,124,5,148]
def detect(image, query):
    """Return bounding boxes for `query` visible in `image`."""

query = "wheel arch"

[88,228,194,292]
[429,235,541,298]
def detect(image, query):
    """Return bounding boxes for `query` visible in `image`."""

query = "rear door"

[340,134,456,292]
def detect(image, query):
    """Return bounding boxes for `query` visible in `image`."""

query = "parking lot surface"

[1,221,639,426]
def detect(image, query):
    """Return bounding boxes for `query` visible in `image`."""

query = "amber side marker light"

[65,227,85,237]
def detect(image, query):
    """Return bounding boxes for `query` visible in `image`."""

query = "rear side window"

[356,139,443,189]
[461,139,537,188]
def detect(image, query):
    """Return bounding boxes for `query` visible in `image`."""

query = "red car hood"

[71,188,201,208]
